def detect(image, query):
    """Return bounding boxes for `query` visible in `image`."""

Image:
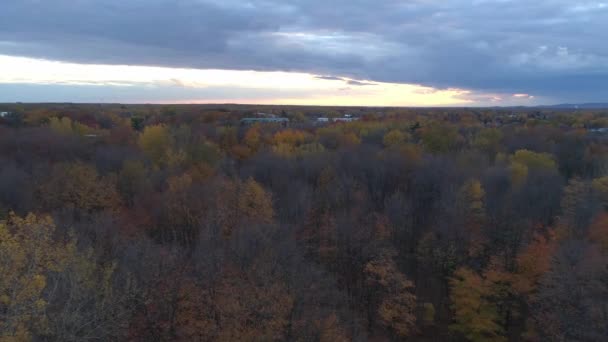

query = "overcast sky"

[1,0,607,106]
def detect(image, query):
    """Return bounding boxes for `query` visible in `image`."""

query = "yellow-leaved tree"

[508,149,556,187]
[364,253,417,338]
[0,213,131,341]
[215,178,275,238]
[38,162,121,214]
[458,179,487,256]
[383,129,408,148]
[0,213,70,341]
[138,124,171,167]
[238,177,274,225]
[449,267,506,342]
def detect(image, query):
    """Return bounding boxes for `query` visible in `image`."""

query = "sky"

[0,0,607,106]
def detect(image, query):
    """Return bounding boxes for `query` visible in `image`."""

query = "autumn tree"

[383,129,407,148]
[512,233,556,296]
[0,213,131,341]
[38,162,121,214]
[420,123,462,154]
[0,213,69,340]
[508,149,557,187]
[318,314,350,342]
[560,178,596,236]
[158,173,203,246]
[186,140,222,167]
[473,128,503,159]
[238,177,274,225]
[364,253,417,338]
[49,116,74,135]
[138,124,171,167]
[214,177,275,238]
[47,251,133,341]
[337,131,361,148]
[530,240,608,341]
[449,267,506,342]
[272,129,309,157]
[589,212,608,253]
[243,125,262,151]
[48,116,95,136]
[592,176,608,209]
[209,269,294,341]
[117,160,147,207]
[219,126,238,151]
[458,179,487,257]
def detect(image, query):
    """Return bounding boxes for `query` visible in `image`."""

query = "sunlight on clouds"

[0,55,532,106]
[513,93,534,99]
[0,55,328,90]
[273,85,473,106]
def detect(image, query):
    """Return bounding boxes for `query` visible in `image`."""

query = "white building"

[333,117,359,122]
[0,111,10,118]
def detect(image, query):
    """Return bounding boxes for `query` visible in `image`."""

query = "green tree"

[421,123,462,154]
[473,128,503,158]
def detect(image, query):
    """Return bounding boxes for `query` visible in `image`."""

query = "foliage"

[38,162,121,214]
[138,124,171,167]
[0,213,68,340]
[449,268,506,342]
[1,104,608,341]
[0,214,129,341]
[510,149,556,171]
[473,128,503,157]
[382,129,407,148]
[365,253,417,338]
[421,123,462,153]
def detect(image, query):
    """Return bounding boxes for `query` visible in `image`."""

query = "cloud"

[315,75,345,81]
[347,80,377,86]
[0,83,318,104]
[0,0,607,102]
[314,75,377,86]
[513,93,534,99]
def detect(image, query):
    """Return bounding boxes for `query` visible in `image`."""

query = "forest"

[1,103,608,341]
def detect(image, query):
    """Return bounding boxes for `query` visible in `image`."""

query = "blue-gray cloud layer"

[1,0,607,102]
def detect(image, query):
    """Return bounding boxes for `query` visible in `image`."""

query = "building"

[316,115,359,124]
[332,116,359,122]
[0,111,10,118]
[588,127,608,134]
[240,117,289,126]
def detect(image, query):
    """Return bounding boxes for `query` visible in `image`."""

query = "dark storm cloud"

[1,0,607,101]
